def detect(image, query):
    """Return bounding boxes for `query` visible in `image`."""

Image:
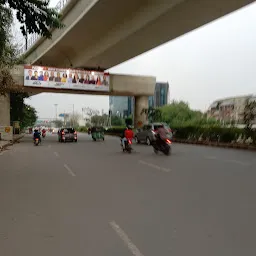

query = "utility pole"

[72,104,75,127]
[54,104,58,121]
[25,25,28,51]
[64,110,66,126]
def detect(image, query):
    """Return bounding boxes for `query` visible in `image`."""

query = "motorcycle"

[42,132,46,138]
[34,138,40,146]
[152,133,172,156]
[121,138,133,153]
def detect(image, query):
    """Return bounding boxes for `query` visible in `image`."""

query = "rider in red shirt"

[122,126,134,148]
[125,127,134,140]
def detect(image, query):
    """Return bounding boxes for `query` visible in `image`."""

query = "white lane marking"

[204,156,251,166]
[64,164,76,177]
[109,221,145,256]
[204,156,217,160]
[139,160,170,172]
[54,151,59,157]
[225,159,251,166]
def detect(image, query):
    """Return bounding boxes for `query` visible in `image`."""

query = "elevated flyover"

[22,0,255,69]
[5,65,155,127]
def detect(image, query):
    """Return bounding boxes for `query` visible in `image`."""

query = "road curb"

[172,139,256,152]
[0,134,25,152]
[103,133,256,152]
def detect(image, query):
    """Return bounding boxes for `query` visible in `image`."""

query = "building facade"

[109,96,134,118]
[148,82,169,108]
[109,82,169,118]
[207,95,256,124]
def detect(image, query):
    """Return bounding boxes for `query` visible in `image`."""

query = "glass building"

[153,82,169,107]
[109,82,169,117]
[109,96,134,118]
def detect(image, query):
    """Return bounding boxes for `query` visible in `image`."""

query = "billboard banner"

[24,65,110,92]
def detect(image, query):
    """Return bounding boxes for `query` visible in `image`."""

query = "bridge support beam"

[0,94,10,126]
[134,96,148,128]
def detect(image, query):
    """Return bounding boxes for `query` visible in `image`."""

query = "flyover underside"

[21,86,152,97]
[25,0,254,69]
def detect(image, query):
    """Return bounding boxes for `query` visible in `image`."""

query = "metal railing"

[18,0,70,55]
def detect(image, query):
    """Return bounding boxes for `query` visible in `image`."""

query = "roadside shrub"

[104,125,255,145]
[173,126,247,143]
[77,126,88,132]
[104,127,125,136]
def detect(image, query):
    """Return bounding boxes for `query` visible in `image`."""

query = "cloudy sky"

[17,0,256,118]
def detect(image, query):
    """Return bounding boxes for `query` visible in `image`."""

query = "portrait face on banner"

[24,65,110,92]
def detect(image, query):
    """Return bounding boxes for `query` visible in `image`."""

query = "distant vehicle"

[52,128,58,134]
[58,128,77,142]
[91,126,104,141]
[34,138,40,146]
[134,123,172,146]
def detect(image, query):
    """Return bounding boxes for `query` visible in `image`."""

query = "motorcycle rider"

[42,128,46,137]
[121,125,134,149]
[33,129,41,143]
[155,124,168,147]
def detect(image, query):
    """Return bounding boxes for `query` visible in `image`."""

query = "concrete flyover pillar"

[134,96,148,128]
[0,93,10,126]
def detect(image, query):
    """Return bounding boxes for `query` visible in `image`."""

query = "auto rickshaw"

[91,126,104,141]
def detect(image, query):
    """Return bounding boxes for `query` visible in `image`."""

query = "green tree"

[0,0,64,95]
[243,99,256,142]
[125,117,133,126]
[67,112,81,127]
[111,115,124,126]
[10,92,28,122]
[141,107,162,123]
[0,4,18,95]
[91,114,108,126]
[3,0,63,39]
[10,92,37,129]
[22,104,37,128]
[159,101,217,127]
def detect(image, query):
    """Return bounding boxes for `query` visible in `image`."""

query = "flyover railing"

[17,0,70,55]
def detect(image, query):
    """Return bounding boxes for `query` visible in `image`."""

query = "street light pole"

[25,25,28,51]
[54,104,58,120]
[72,104,75,127]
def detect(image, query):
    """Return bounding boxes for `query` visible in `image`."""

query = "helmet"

[127,125,132,129]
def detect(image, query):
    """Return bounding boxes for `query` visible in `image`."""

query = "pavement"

[0,134,24,151]
[0,133,256,256]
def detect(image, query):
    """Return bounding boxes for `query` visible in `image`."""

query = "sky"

[14,0,256,119]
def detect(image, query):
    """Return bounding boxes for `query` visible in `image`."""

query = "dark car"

[134,122,172,145]
[58,128,77,142]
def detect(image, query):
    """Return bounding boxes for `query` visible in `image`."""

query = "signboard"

[0,126,13,141]
[13,121,20,128]
[24,65,110,92]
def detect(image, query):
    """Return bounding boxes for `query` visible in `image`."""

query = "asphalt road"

[0,133,256,256]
